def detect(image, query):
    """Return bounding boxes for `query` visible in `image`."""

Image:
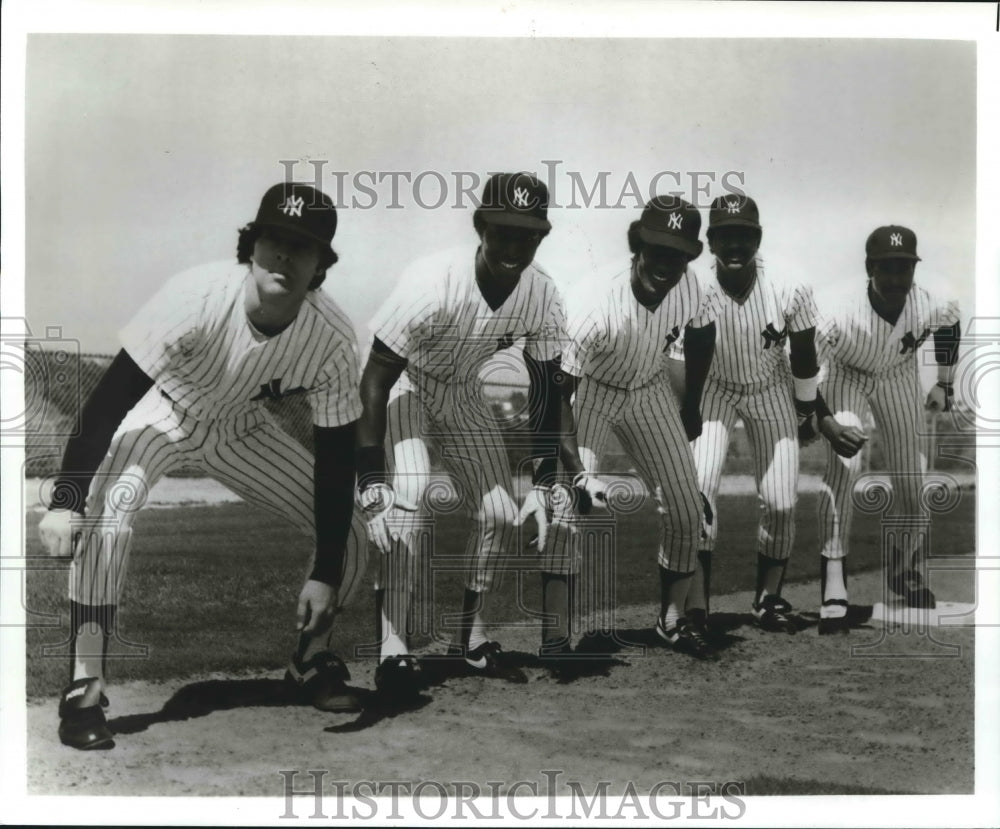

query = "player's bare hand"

[296,578,338,634]
[680,404,703,442]
[818,416,868,458]
[925,382,954,413]
[38,509,84,559]
[358,483,419,555]
[515,486,551,550]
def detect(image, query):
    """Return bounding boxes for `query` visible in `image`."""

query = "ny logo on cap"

[726,199,741,214]
[890,232,903,246]
[512,186,530,208]
[668,213,683,230]
[281,195,304,218]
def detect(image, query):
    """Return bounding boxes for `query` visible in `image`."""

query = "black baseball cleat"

[656,615,719,661]
[285,650,362,713]
[58,678,115,751]
[538,638,575,679]
[888,570,937,609]
[448,641,528,683]
[817,599,850,635]
[374,655,426,702]
[752,594,797,634]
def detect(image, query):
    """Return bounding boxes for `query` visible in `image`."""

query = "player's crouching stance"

[809,225,961,633]
[38,183,369,750]
[355,173,588,699]
[679,195,821,636]
[549,197,720,661]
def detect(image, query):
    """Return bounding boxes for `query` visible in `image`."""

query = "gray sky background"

[24,36,976,357]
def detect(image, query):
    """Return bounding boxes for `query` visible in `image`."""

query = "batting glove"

[357,484,419,555]
[925,381,954,413]
[515,485,552,551]
[38,509,84,559]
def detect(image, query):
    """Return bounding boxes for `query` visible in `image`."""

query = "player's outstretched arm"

[680,322,716,441]
[926,321,960,412]
[788,327,820,445]
[356,338,417,553]
[39,350,153,558]
[300,421,359,633]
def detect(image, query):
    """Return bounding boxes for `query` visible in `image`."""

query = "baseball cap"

[865,225,921,261]
[478,172,552,232]
[251,182,338,252]
[637,196,703,258]
[708,194,761,230]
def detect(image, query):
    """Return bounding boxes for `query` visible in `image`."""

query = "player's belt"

[587,371,666,392]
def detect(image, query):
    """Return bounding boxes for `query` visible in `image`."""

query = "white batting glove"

[38,509,84,559]
[515,485,552,551]
[925,381,953,413]
[358,484,419,555]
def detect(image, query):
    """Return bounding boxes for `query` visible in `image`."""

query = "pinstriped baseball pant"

[69,388,368,608]
[818,361,926,560]
[544,376,704,574]
[382,383,519,595]
[693,373,799,559]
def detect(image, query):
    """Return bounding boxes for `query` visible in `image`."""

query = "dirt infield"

[25,566,975,799]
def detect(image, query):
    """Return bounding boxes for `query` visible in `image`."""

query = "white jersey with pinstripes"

[694,256,818,382]
[121,261,362,428]
[370,246,564,397]
[562,264,708,388]
[816,281,960,375]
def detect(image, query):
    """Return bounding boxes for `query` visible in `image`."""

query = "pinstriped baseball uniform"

[70,260,367,607]
[549,263,713,575]
[685,256,818,559]
[370,245,565,593]
[815,282,960,560]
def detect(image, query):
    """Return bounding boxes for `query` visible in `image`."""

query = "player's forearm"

[312,422,357,587]
[932,321,961,385]
[788,327,819,380]
[52,349,153,513]
[681,322,716,409]
[524,354,563,484]
[355,340,407,488]
[556,393,587,479]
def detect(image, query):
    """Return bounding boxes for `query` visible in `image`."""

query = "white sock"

[660,606,681,633]
[379,607,408,662]
[72,623,105,685]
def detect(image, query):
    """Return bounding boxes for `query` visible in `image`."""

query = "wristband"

[792,374,818,402]
[936,364,956,387]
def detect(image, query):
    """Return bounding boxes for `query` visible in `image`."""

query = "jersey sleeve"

[309,327,364,428]
[784,282,819,332]
[368,258,441,360]
[522,278,567,363]
[688,269,718,329]
[928,292,961,331]
[119,266,213,381]
[561,305,604,377]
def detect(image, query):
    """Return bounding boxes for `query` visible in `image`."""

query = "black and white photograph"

[2,1,998,825]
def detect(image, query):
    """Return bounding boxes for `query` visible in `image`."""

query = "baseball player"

[38,182,368,750]
[355,172,592,697]
[810,225,961,633]
[548,196,720,660]
[678,195,821,635]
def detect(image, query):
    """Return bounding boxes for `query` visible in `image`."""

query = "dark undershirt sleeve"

[932,321,961,367]
[50,349,155,513]
[311,421,358,586]
[524,354,562,486]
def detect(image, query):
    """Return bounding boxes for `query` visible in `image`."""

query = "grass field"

[24,490,976,697]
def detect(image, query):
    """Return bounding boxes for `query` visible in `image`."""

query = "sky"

[21,35,977,357]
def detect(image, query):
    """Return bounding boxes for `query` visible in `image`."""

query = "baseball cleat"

[285,650,362,713]
[538,638,575,678]
[655,616,719,661]
[818,599,850,635]
[374,654,426,702]
[888,570,937,609]
[448,641,528,683]
[752,594,797,634]
[58,678,115,751]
